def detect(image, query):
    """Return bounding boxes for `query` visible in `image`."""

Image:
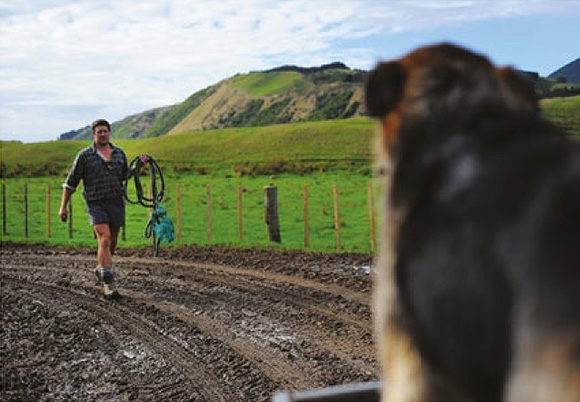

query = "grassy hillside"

[58,105,178,141]
[3,96,578,179]
[539,95,580,137]
[57,64,367,141]
[231,71,314,96]
[1,140,89,177]
[2,118,376,178]
[145,86,218,138]
[160,118,374,175]
[168,68,365,135]
[56,62,578,141]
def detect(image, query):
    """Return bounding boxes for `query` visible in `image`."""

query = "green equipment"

[124,154,174,256]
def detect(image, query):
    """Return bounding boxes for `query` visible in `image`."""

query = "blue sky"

[1,0,579,143]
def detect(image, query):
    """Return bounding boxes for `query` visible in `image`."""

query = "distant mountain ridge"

[58,59,580,141]
[264,61,350,74]
[59,105,176,141]
[549,57,580,84]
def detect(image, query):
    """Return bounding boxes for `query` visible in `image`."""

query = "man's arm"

[60,150,85,222]
[59,187,73,222]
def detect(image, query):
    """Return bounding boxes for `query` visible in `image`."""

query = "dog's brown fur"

[366,43,580,401]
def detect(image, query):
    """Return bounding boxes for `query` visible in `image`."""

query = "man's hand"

[59,207,68,222]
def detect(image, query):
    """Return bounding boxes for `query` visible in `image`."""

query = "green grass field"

[1,117,376,179]
[540,95,580,138]
[0,173,381,253]
[2,117,379,252]
[1,97,578,253]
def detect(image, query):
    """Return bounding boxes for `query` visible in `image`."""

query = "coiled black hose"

[124,154,165,208]
[124,154,173,256]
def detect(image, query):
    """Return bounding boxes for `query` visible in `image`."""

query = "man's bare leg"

[93,223,119,298]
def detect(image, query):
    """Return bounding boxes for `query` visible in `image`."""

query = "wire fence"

[1,178,380,253]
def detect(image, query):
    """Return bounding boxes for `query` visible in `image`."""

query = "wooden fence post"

[303,185,309,248]
[368,182,375,251]
[2,184,7,236]
[176,184,182,242]
[264,186,281,243]
[46,183,51,238]
[24,184,28,238]
[333,184,341,251]
[238,185,243,241]
[206,184,212,242]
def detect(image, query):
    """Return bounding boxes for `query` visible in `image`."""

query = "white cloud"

[1,0,578,142]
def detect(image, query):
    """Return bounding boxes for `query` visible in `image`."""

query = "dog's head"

[365,43,539,159]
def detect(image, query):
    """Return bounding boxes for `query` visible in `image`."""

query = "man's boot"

[101,267,119,299]
[94,267,102,286]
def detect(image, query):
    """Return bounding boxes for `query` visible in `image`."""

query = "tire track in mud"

[151,299,318,390]
[176,269,378,376]
[115,257,378,384]
[3,250,378,375]
[3,252,373,333]
[2,276,234,402]
[1,245,379,400]
[10,252,369,305]
[127,258,378,379]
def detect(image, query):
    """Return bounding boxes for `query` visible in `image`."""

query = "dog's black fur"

[366,43,580,401]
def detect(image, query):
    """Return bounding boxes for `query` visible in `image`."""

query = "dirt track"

[1,242,379,401]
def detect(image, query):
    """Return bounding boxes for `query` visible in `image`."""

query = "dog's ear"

[365,61,406,118]
[496,67,539,115]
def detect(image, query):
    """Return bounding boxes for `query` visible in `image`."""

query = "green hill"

[549,57,580,84]
[58,105,177,141]
[55,59,579,142]
[231,70,312,96]
[166,64,365,135]
[3,118,375,178]
[58,63,366,141]
[3,95,579,179]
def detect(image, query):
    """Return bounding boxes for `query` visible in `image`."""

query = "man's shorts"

[86,197,125,228]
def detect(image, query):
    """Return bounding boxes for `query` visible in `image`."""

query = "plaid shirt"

[63,143,129,201]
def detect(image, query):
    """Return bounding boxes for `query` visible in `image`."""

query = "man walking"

[59,119,143,299]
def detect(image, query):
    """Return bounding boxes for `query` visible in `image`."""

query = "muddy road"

[1,243,379,401]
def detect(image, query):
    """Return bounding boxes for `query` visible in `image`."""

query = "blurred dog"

[365,43,580,401]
